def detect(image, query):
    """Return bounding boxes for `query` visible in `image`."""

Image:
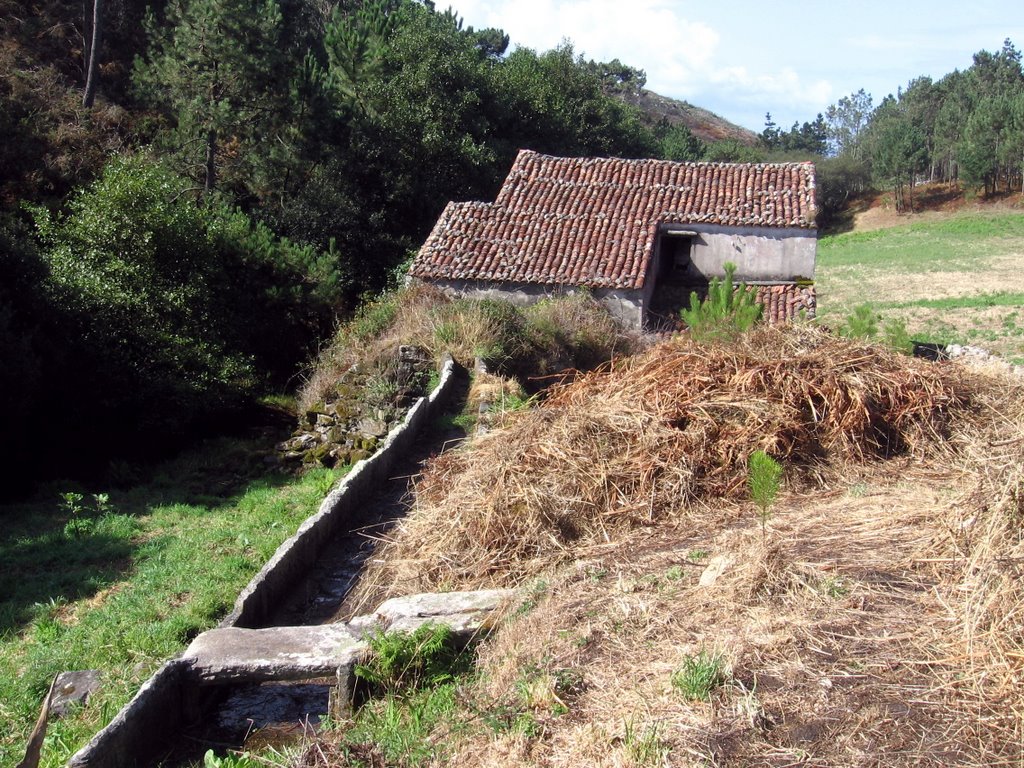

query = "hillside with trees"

[0,0,733,491]
[1,0,1021,491]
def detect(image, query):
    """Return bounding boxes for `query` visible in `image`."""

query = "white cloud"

[447,0,832,129]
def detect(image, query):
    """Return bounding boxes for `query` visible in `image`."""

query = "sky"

[442,0,1024,134]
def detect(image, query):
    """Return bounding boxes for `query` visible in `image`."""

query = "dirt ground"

[454,462,1015,767]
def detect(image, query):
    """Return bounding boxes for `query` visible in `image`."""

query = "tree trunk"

[204,129,217,193]
[82,0,103,107]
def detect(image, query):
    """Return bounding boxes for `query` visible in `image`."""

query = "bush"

[355,623,469,694]
[680,262,763,342]
[24,155,342,464]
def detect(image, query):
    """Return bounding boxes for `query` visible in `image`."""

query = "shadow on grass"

[0,522,138,635]
[0,415,298,637]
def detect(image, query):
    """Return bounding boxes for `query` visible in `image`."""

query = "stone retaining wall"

[67,355,463,768]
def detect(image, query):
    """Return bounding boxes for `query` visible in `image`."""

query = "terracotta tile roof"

[755,284,816,323]
[411,150,816,291]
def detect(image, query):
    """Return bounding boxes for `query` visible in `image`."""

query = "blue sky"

[444,0,1024,133]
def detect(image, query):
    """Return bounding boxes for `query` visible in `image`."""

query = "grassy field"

[816,208,1024,362]
[0,436,343,768]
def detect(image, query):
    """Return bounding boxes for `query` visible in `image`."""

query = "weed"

[816,575,850,599]
[355,623,467,694]
[680,262,763,342]
[848,481,870,497]
[686,549,710,563]
[748,450,783,540]
[665,565,685,581]
[516,672,567,715]
[203,749,259,768]
[672,650,727,702]
[622,718,670,766]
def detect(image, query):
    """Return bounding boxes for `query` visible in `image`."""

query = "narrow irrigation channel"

[175,383,471,762]
[62,361,470,768]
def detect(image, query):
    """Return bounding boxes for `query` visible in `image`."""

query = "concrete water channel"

[67,359,475,767]
[184,427,466,759]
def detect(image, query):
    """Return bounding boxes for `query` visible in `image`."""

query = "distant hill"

[620,89,760,146]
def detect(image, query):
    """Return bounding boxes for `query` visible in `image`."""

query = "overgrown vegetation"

[0,436,344,767]
[300,286,639,412]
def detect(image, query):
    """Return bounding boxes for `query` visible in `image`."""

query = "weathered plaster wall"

[660,224,817,282]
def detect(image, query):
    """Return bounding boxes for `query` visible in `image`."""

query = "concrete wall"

[66,356,464,768]
[658,224,817,283]
[423,279,646,329]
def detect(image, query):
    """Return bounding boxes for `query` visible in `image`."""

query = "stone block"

[182,625,366,685]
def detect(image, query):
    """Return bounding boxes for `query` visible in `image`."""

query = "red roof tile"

[411,150,816,291]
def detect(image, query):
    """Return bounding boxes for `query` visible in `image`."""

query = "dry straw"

[350,325,972,603]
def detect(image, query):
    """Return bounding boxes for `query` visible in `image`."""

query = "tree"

[825,89,873,158]
[870,103,927,211]
[82,0,104,106]
[324,0,396,116]
[761,112,781,149]
[659,122,706,162]
[134,0,288,193]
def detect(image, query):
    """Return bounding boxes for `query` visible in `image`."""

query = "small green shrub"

[671,650,727,702]
[882,316,913,354]
[680,262,763,342]
[748,450,783,539]
[355,623,467,694]
[840,303,879,339]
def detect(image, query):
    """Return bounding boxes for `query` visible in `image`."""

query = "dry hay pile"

[321,325,1024,767]
[354,325,972,600]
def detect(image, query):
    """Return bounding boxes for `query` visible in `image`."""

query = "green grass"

[0,438,345,768]
[671,650,727,702]
[872,291,1024,311]
[816,209,1024,362]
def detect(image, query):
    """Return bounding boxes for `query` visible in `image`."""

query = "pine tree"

[134,0,287,193]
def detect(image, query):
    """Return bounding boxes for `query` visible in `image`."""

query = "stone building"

[409,149,817,329]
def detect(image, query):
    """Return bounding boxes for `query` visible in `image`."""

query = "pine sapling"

[680,262,762,342]
[748,450,782,541]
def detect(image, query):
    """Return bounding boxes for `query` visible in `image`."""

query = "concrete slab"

[182,624,365,685]
[348,589,516,640]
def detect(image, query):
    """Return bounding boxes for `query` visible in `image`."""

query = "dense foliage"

[0,0,681,489]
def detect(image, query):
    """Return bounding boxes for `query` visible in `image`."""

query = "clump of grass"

[299,285,637,411]
[671,650,727,701]
[622,718,670,765]
[355,623,469,694]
